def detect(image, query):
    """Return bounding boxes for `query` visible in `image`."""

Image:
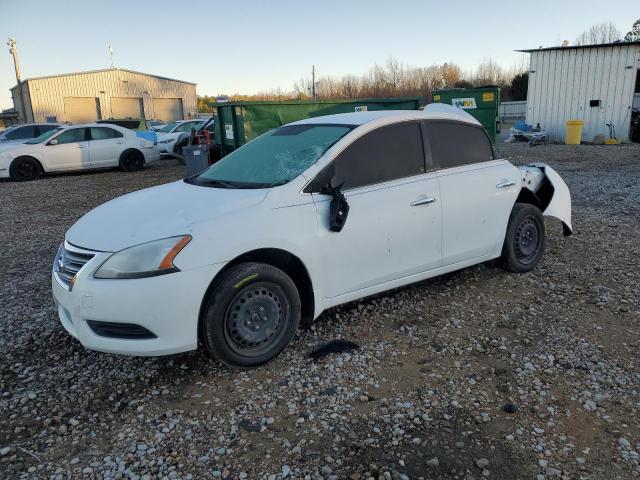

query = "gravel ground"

[1,144,639,480]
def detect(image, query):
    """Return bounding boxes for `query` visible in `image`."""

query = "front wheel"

[501,203,545,273]
[202,262,301,368]
[10,156,42,181]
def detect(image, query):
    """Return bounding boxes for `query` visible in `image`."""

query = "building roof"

[11,68,196,88]
[517,40,640,53]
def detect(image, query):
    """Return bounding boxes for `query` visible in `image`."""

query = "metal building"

[10,68,197,124]
[519,41,640,142]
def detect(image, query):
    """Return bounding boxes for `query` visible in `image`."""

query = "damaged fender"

[519,163,572,236]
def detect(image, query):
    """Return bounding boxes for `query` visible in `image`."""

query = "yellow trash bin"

[565,119,584,145]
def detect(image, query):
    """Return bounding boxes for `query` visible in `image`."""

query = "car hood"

[66,180,269,252]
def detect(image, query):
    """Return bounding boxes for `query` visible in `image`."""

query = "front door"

[44,127,90,171]
[310,121,443,301]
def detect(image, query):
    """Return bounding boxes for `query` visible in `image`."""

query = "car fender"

[520,163,572,235]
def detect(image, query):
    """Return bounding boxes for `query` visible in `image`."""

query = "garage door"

[64,97,101,123]
[111,97,144,118]
[153,98,183,122]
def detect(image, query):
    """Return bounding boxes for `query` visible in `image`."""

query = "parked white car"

[156,120,205,155]
[0,124,160,181]
[0,122,61,150]
[52,105,572,367]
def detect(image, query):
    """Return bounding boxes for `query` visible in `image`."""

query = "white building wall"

[11,69,197,123]
[526,44,640,142]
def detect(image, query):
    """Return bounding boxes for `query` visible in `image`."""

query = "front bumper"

[157,141,176,154]
[52,247,224,356]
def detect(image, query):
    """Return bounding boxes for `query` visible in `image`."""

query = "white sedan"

[0,124,160,181]
[52,105,572,367]
[155,119,205,155]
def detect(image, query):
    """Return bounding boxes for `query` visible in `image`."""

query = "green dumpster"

[211,97,422,157]
[432,86,501,144]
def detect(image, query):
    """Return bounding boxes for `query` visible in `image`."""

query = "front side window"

[188,124,353,188]
[5,125,37,140]
[90,127,123,140]
[52,128,86,145]
[322,122,426,190]
[424,121,493,169]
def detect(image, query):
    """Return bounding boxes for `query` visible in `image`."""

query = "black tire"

[10,156,42,181]
[501,203,546,273]
[119,150,144,172]
[202,262,301,368]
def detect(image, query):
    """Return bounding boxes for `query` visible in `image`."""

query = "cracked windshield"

[191,124,352,187]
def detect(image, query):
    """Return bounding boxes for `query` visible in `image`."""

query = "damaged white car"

[52,105,572,367]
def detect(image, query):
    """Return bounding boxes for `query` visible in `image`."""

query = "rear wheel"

[10,156,42,181]
[119,150,144,172]
[202,262,301,368]
[501,203,545,273]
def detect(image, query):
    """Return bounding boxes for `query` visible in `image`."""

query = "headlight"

[158,138,174,144]
[94,235,191,279]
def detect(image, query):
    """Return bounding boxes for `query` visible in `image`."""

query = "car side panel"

[438,160,520,265]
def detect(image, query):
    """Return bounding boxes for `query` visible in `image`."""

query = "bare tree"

[574,21,621,45]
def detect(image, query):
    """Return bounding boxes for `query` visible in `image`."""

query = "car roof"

[289,103,481,128]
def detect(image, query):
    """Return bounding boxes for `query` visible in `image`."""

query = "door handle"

[77,145,86,149]
[115,141,125,144]
[496,180,516,188]
[410,196,436,206]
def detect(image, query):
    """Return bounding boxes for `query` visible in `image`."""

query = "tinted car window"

[38,124,60,135]
[5,125,37,140]
[424,121,493,169]
[53,128,86,144]
[90,127,123,140]
[328,122,425,190]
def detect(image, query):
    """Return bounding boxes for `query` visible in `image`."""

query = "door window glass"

[53,128,86,144]
[175,121,203,132]
[424,121,493,169]
[90,127,123,140]
[330,122,425,190]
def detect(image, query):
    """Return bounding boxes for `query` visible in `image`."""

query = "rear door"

[88,127,126,167]
[310,121,442,301]
[424,120,519,265]
[43,128,90,171]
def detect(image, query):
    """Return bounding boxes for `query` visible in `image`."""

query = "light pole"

[7,38,26,123]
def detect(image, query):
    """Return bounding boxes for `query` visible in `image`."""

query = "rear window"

[424,121,493,169]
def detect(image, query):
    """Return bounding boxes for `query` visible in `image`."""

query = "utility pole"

[311,65,316,100]
[7,38,26,123]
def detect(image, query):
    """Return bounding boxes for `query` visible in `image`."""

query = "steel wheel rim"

[224,282,288,357]
[17,160,35,179]
[514,216,541,264]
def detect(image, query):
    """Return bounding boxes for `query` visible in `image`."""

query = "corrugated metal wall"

[526,44,640,142]
[11,69,196,124]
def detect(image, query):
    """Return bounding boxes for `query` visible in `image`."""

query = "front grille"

[54,243,96,290]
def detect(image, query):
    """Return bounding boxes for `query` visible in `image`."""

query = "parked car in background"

[148,120,165,131]
[52,105,572,367]
[172,118,216,161]
[156,119,205,156]
[0,122,61,149]
[0,123,159,181]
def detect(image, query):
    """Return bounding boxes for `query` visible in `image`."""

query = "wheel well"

[515,187,541,208]
[516,178,554,211]
[198,248,315,344]
[11,156,44,175]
